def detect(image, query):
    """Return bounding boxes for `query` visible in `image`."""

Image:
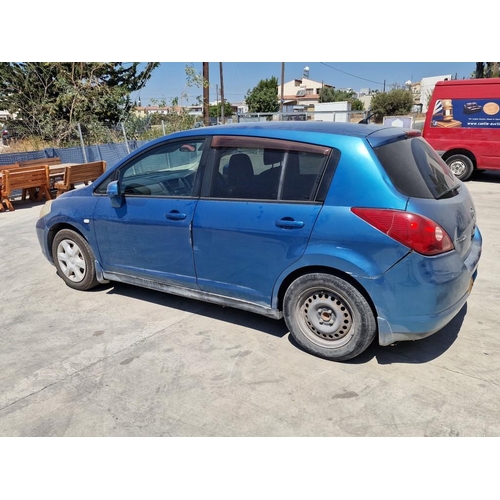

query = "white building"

[0,109,12,125]
[278,77,334,111]
[420,75,452,113]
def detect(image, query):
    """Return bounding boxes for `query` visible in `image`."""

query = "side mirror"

[106,180,123,208]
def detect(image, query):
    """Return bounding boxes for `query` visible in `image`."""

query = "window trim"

[211,136,330,156]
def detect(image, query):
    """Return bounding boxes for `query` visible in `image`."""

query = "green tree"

[0,62,159,146]
[369,89,414,123]
[318,87,364,111]
[474,62,499,78]
[245,77,280,113]
[209,101,234,119]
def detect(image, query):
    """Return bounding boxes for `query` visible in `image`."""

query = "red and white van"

[422,78,500,181]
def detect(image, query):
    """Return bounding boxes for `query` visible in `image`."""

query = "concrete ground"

[0,174,499,437]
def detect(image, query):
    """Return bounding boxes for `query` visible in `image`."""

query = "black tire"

[52,229,99,291]
[445,154,474,181]
[284,273,377,362]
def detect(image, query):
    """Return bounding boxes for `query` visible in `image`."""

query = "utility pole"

[280,62,285,116]
[203,62,210,126]
[220,62,225,125]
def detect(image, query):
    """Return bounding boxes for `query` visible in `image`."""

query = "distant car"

[36,122,482,361]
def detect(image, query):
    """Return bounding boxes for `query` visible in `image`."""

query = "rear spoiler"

[366,127,421,149]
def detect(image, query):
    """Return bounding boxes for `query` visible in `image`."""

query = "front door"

[93,138,207,288]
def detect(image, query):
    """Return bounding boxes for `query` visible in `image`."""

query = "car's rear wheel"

[446,154,474,181]
[284,273,377,361]
[52,229,99,290]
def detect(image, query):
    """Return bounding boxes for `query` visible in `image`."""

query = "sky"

[130,61,477,106]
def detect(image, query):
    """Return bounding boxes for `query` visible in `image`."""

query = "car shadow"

[470,171,500,183]
[105,282,289,339]
[102,281,467,362]
[1,199,48,212]
[347,303,467,365]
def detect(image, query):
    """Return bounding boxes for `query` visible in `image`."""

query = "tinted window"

[374,137,460,199]
[209,142,330,202]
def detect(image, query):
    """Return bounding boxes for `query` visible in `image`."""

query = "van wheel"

[284,273,377,362]
[446,154,474,181]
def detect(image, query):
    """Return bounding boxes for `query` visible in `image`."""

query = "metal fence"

[236,110,426,127]
[0,139,150,168]
[236,110,367,123]
[1,110,427,167]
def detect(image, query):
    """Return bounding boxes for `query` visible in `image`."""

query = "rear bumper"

[362,228,482,346]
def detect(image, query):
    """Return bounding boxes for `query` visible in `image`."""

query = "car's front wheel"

[284,273,377,361]
[52,229,99,291]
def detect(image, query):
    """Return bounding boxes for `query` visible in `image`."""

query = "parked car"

[36,122,482,361]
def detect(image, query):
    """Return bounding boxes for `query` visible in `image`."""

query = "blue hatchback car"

[36,122,482,361]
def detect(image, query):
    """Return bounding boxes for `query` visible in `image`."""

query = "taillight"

[351,208,454,256]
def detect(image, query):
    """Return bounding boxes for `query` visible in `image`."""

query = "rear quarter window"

[374,137,459,199]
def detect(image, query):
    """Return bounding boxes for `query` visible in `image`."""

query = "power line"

[320,62,385,86]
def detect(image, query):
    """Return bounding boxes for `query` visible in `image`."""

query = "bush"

[370,89,414,123]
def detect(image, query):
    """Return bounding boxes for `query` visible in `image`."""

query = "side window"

[281,151,329,201]
[209,137,331,202]
[212,147,281,200]
[118,139,205,197]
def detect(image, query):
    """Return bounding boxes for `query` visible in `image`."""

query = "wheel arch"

[276,265,378,318]
[47,223,89,261]
[441,148,477,168]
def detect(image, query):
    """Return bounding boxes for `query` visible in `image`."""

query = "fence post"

[77,123,88,163]
[162,120,166,136]
[121,122,131,154]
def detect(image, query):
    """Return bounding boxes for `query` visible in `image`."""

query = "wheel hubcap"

[449,160,466,176]
[302,290,353,342]
[57,239,86,283]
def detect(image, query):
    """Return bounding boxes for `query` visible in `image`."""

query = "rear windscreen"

[374,137,460,199]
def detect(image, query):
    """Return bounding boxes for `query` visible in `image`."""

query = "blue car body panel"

[192,199,322,305]
[92,196,199,288]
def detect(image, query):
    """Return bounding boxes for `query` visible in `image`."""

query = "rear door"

[192,136,336,306]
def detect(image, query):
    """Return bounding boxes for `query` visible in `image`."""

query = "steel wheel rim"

[56,239,86,283]
[449,159,466,177]
[296,287,354,348]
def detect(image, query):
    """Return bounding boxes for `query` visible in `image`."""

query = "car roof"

[181,121,388,138]
[166,121,416,144]
[128,121,419,161]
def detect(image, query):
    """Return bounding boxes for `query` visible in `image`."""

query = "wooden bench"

[1,165,52,211]
[54,160,106,197]
[0,163,20,211]
[18,157,62,168]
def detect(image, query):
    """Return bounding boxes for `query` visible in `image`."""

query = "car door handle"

[275,218,304,229]
[166,210,187,221]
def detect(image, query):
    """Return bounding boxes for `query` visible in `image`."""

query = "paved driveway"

[1,174,499,437]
